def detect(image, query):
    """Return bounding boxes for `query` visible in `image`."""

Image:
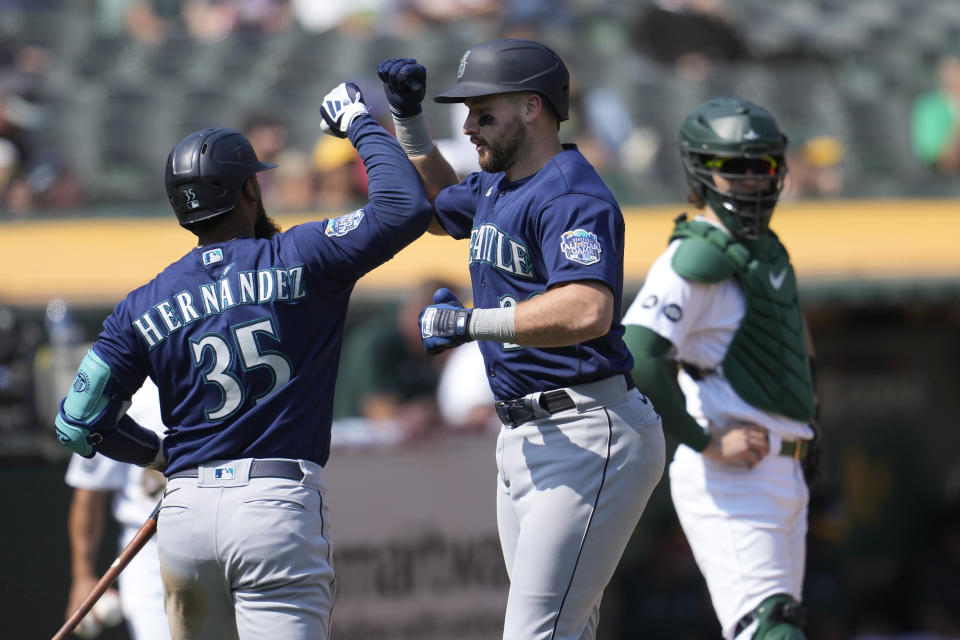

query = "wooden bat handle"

[52,502,161,640]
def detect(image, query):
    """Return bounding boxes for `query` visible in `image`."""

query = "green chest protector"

[669,216,816,422]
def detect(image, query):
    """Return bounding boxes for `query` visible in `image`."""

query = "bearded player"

[378,40,665,640]
[52,82,433,639]
[623,97,819,640]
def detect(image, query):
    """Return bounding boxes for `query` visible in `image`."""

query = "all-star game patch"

[325,209,365,237]
[560,229,602,265]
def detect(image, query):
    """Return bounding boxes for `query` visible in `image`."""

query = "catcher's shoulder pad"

[670,217,746,284]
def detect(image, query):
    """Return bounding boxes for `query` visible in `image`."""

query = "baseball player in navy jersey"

[378,39,666,640]
[65,378,169,640]
[51,82,433,639]
[622,97,817,640]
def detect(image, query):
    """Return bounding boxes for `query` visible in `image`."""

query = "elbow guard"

[54,350,126,458]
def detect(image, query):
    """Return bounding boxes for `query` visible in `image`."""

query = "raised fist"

[419,288,473,355]
[377,58,427,118]
[319,82,367,138]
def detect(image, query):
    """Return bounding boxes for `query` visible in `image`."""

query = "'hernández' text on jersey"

[133,265,307,348]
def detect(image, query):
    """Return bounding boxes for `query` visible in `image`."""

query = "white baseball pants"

[669,445,808,639]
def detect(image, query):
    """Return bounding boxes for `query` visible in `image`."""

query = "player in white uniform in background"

[623,97,819,640]
[64,378,169,640]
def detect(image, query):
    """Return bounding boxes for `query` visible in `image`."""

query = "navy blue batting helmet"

[164,127,277,226]
[433,39,570,121]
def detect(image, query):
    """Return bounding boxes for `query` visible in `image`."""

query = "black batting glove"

[377,58,427,118]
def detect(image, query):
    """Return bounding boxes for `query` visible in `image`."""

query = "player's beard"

[254,200,281,239]
[478,114,527,174]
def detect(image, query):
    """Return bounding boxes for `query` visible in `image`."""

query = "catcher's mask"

[679,97,788,239]
[165,127,277,227]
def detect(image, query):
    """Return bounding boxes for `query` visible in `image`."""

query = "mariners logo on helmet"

[434,38,570,122]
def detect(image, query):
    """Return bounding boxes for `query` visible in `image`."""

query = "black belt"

[734,611,756,637]
[169,460,304,481]
[494,374,636,427]
[679,361,718,380]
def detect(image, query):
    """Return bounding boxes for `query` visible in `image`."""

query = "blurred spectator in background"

[0,302,41,437]
[570,85,664,203]
[4,153,86,215]
[391,0,499,34]
[0,40,50,214]
[183,0,292,41]
[182,1,238,42]
[290,0,382,34]
[311,134,367,211]
[266,148,313,212]
[118,0,292,45]
[911,52,960,174]
[119,0,185,45]
[0,56,86,216]
[0,136,17,199]
[785,135,847,199]
[230,0,294,35]
[243,112,289,205]
[435,341,497,433]
[631,0,748,81]
[243,112,289,165]
[332,279,456,445]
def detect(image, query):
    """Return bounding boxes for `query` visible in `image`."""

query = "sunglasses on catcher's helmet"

[703,155,780,176]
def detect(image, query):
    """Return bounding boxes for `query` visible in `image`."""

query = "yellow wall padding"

[1,199,957,306]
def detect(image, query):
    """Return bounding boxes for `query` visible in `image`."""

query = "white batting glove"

[319,82,367,138]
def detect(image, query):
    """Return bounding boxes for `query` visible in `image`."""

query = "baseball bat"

[52,501,161,640]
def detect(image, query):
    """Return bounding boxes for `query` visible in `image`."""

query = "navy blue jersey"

[91,116,432,475]
[434,145,633,400]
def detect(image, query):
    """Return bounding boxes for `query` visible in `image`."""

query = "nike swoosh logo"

[769,268,788,290]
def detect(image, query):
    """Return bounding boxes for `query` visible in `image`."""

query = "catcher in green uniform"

[622,97,819,640]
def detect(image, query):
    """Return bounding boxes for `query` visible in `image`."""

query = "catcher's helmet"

[164,127,277,226]
[434,38,570,122]
[679,97,788,239]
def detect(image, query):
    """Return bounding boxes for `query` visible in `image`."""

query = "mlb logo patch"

[202,248,223,265]
[325,209,365,237]
[560,229,602,265]
[214,466,235,480]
